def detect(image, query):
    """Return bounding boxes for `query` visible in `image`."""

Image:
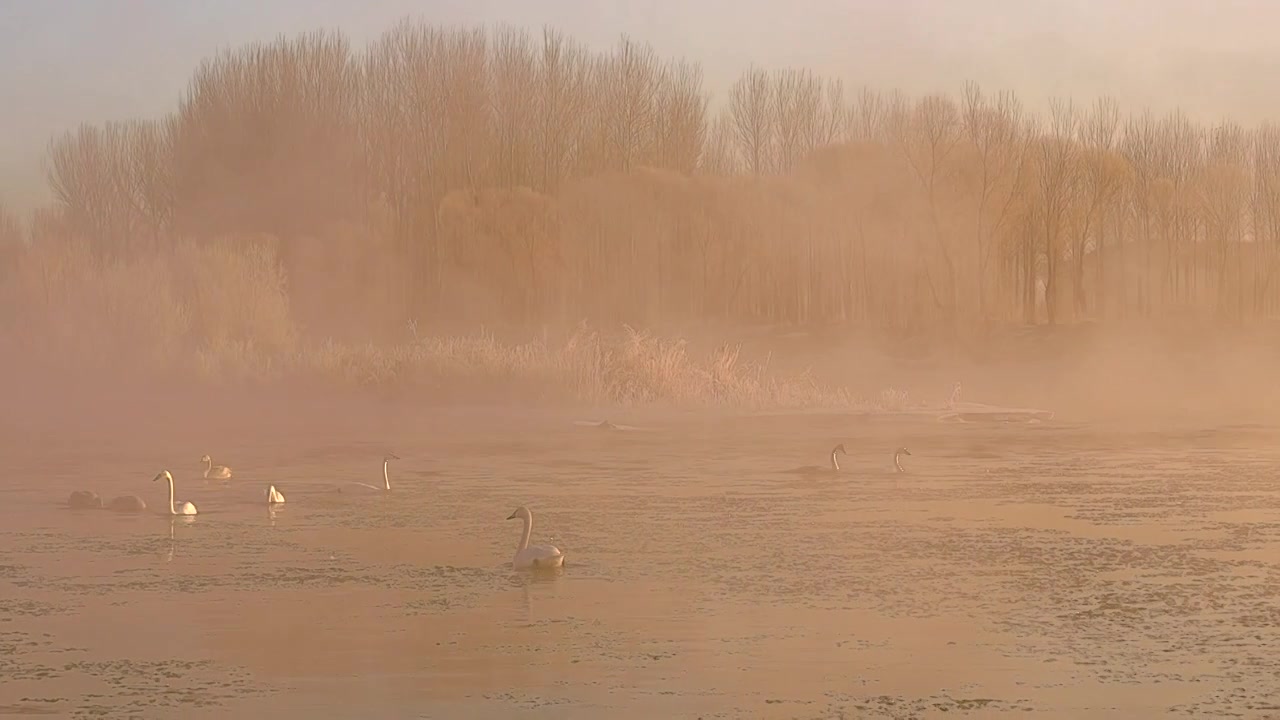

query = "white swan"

[344,454,400,492]
[266,485,285,504]
[894,447,912,473]
[201,454,232,480]
[153,470,198,515]
[507,506,565,570]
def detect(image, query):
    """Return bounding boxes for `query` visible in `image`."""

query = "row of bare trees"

[10,20,1280,341]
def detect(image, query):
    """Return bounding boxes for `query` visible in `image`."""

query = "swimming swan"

[784,443,848,475]
[153,470,198,515]
[201,454,232,480]
[108,495,147,512]
[68,490,103,509]
[507,506,565,570]
[266,485,285,504]
[894,447,912,473]
[344,454,400,492]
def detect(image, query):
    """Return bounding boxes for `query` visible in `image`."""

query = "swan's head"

[895,447,911,457]
[199,454,211,463]
[152,470,173,483]
[384,453,400,462]
[833,443,848,455]
[507,506,531,521]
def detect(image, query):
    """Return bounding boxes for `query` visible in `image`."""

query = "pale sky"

[4,0,1280,210]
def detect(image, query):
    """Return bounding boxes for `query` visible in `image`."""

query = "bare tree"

[897,94,962,320]
[1072,95,1122,318]
[771,69,825,172]
[1195,122,1248,316]
[1120,111,1159,316]
[850,87,885,142]
[595,35,662,172]
[1247,125,1280,316]
[961,81,1031,324]
[0,201,21,270]
[699,110,741,176]
[653,59,709,174]
[489,25,538,188]
[728,67,774,176]
[1036,99,1081,325]
[47,123,143,257]
[533,28,594,190]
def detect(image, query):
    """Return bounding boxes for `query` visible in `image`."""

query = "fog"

[7,0,1280,207]
[4,4,1280,719]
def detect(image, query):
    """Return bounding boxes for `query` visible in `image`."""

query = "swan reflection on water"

[511,567,564,628]
[163,515,196,562]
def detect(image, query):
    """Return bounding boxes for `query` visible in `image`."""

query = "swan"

[68,490,103,509]
[894,447,912,473]
[201,454,232,480]
[153,470,198,515]
[343,454,400,492]
[507,506,565,570]
[266,485,285,504]
[108,495,147,513]
[783,443,848,475]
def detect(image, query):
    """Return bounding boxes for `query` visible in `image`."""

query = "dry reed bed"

[0,238,861,409]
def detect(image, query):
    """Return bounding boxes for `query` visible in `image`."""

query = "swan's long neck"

[166,475,176,515]
[203,458,211,478]
[894,452,904,473]
[383,460,390,490]
[517,514,532,553]
[830,449,840,471]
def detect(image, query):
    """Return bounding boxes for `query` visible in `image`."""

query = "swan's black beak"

[506,511,519,520]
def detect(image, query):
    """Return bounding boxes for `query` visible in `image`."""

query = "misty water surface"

[2,411,1279,719]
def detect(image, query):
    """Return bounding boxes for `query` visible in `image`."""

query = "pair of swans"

[204,454,282,503]
[785,444,913,475]
[202,452,282,504]
[260,452,400,503]
[67,490,147,513]
[341,454,400,492]
[153,470,284,514]
[327,454,562,570]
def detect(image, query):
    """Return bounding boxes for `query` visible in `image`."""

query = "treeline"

[5,20,1280,345]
